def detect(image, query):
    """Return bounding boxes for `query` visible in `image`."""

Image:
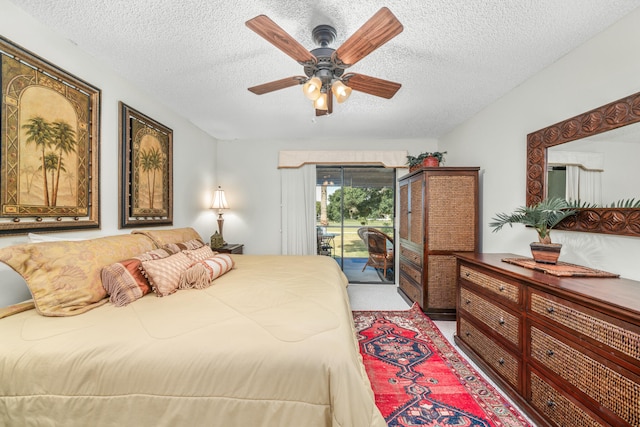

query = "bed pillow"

[179,254,235,289]
[182,245,216,262]
[101,248,173,307]
[0,234,156,316]
[141,251,193,297]
[132,227,203,248]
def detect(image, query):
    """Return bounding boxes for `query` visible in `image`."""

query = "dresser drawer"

[459,316,520,390]
[459,287,520,348]
[400,260,422,284]
[530,290,640,364]
[400,245,422,267]
[530,325,640,426]
[529,370,604,427]
[460,264,521,305]
[399,273,422,305]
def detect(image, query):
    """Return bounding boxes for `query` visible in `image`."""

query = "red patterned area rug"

[353,304,532,427]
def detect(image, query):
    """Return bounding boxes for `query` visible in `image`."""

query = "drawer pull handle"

[465,332,471,337]
[547,306,555,314]
[498,285,505,292]
[498,318,505,325]
[465,299,471,305]
[546,349,554,357]
[498,358,505,366]
[547,400,556,408]
[465,272,471,277]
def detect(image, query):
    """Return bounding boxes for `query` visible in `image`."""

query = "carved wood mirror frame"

[526,90,640,237]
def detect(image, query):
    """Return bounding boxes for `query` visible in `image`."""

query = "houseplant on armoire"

[406,152,447,171]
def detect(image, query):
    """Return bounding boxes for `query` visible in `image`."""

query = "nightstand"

[212,243,243,254]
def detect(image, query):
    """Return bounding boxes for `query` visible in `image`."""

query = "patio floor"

[334,257,394,284]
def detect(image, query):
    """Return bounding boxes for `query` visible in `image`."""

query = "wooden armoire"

[398,166,479,320]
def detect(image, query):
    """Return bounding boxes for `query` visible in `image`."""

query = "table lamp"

[210,186,229,248]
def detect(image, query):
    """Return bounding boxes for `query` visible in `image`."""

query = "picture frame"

[119,102,173,228]
[0,36,101,235]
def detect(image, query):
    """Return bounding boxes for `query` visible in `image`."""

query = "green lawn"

[320,219,393,258]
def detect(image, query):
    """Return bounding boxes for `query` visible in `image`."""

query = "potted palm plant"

[407,151,447,171]
[489,197,577,264]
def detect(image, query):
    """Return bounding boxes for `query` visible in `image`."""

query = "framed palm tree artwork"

[119,102,173,228]
[0,36,101,235]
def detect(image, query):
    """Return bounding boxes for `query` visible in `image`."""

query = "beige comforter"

[0,255,386,427]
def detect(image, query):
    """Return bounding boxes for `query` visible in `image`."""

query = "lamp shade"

[211,186,229,210]
[331,80,352,103]
[313,92,328,111]
[302,77,322,101]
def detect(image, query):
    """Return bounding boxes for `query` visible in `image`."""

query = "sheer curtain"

[280,165,316,255]
[549,150,603,205]
[565,166,602,204]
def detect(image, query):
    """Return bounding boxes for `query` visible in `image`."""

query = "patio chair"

[317,226,334,256]
[357,227,394,276]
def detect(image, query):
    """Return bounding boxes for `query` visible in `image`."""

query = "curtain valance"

[548,150,604,171]
[278,150,408,169]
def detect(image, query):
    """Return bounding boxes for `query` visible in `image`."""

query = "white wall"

[216,138,436,255]
[440,7,640,280]
[0,0,219,304]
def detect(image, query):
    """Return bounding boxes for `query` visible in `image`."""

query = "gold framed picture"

[0,36,101,235]
[119,102,173,228]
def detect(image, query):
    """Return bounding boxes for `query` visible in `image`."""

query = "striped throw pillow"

[101,248,174,306]
[179,254,235,289]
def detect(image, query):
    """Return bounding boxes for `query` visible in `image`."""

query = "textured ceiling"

[7,0,640,141]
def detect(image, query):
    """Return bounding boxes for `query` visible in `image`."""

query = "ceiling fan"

[245,7,403,116]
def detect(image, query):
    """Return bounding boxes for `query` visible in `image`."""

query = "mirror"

[526,90,640,237]
[547,125,640,205]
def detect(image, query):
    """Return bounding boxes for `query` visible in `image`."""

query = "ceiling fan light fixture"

[303,76,322,100]
[314,92,329,111]
[331,80,352,103]
[246,8,404,115]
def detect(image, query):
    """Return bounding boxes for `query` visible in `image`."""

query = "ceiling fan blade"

[316,92,333,116]
[345,73,401,99]
[246,15,317,64]
[248,76,305,95]
[334,7,403,67]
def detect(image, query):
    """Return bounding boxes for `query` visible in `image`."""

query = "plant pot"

[422,156,439,167]
[530,242,562,264]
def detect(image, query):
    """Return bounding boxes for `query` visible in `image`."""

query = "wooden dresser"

[455,252,640,427]
[398,167,479,320]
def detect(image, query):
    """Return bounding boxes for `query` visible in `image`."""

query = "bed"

[0,230,386,427]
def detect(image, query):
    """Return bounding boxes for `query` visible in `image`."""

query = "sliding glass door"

[316,166,396,283]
